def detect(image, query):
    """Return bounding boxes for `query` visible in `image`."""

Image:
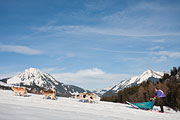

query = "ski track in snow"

[0,90,179,120]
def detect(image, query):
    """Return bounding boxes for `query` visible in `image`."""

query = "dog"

[77,93,88,100]
[40,88,56,100]
[81,93,89,103]
[88,93,96,103]
[11,86,27,96]
[80,93,97,103]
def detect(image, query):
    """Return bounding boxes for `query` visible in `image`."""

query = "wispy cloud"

[101,1,180,37]
[32,1,180,38]
[0,43,43,55]
[149,46,164,51]
[34,25,180,37]
[154,51,180,58]
[56,53,76,62]
[92,48,180,59]
[92,48,150,54]
[154,39,166,43]
[153,56,167,62]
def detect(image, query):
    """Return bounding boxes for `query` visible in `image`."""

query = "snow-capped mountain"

[7,68,59,89]
[1,68,85,96]
[91,87,112,96]
[103,69,164,96]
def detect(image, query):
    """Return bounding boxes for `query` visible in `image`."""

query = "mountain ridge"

[101,69,164,97]
[0,68,86,96]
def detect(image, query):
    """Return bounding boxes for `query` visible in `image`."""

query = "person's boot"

[160,106,164,113]
[159,110,164,113]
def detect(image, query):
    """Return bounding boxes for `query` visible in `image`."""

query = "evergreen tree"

[175,86,180,109]
[137,86,145,101]
[171,67,177,76]
[147,81,155,100]
[178,66,180,72]
[159,73,170,83]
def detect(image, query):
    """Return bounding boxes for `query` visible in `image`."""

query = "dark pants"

[158,97,178,112]
[159,97,167,112]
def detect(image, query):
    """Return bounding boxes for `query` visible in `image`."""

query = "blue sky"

[0,0,180,90]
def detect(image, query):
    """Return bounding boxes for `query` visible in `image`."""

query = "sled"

[126,101,155,110]
[126,101,168,113]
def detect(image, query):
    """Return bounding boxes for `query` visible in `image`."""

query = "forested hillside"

[101,66,180,110]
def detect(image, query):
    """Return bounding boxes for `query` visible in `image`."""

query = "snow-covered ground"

[0,90,179,120]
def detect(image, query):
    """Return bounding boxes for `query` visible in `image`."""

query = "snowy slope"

[0,89,179,120]
[103,69,164,96]
[1,68,85,96]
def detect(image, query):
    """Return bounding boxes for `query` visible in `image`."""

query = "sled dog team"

[11,86,57,100]
[11,86,97,103]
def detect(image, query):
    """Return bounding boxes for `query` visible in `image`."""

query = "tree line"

[101,66,180,110]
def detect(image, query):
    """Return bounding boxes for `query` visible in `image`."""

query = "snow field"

[0,90,179,120]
